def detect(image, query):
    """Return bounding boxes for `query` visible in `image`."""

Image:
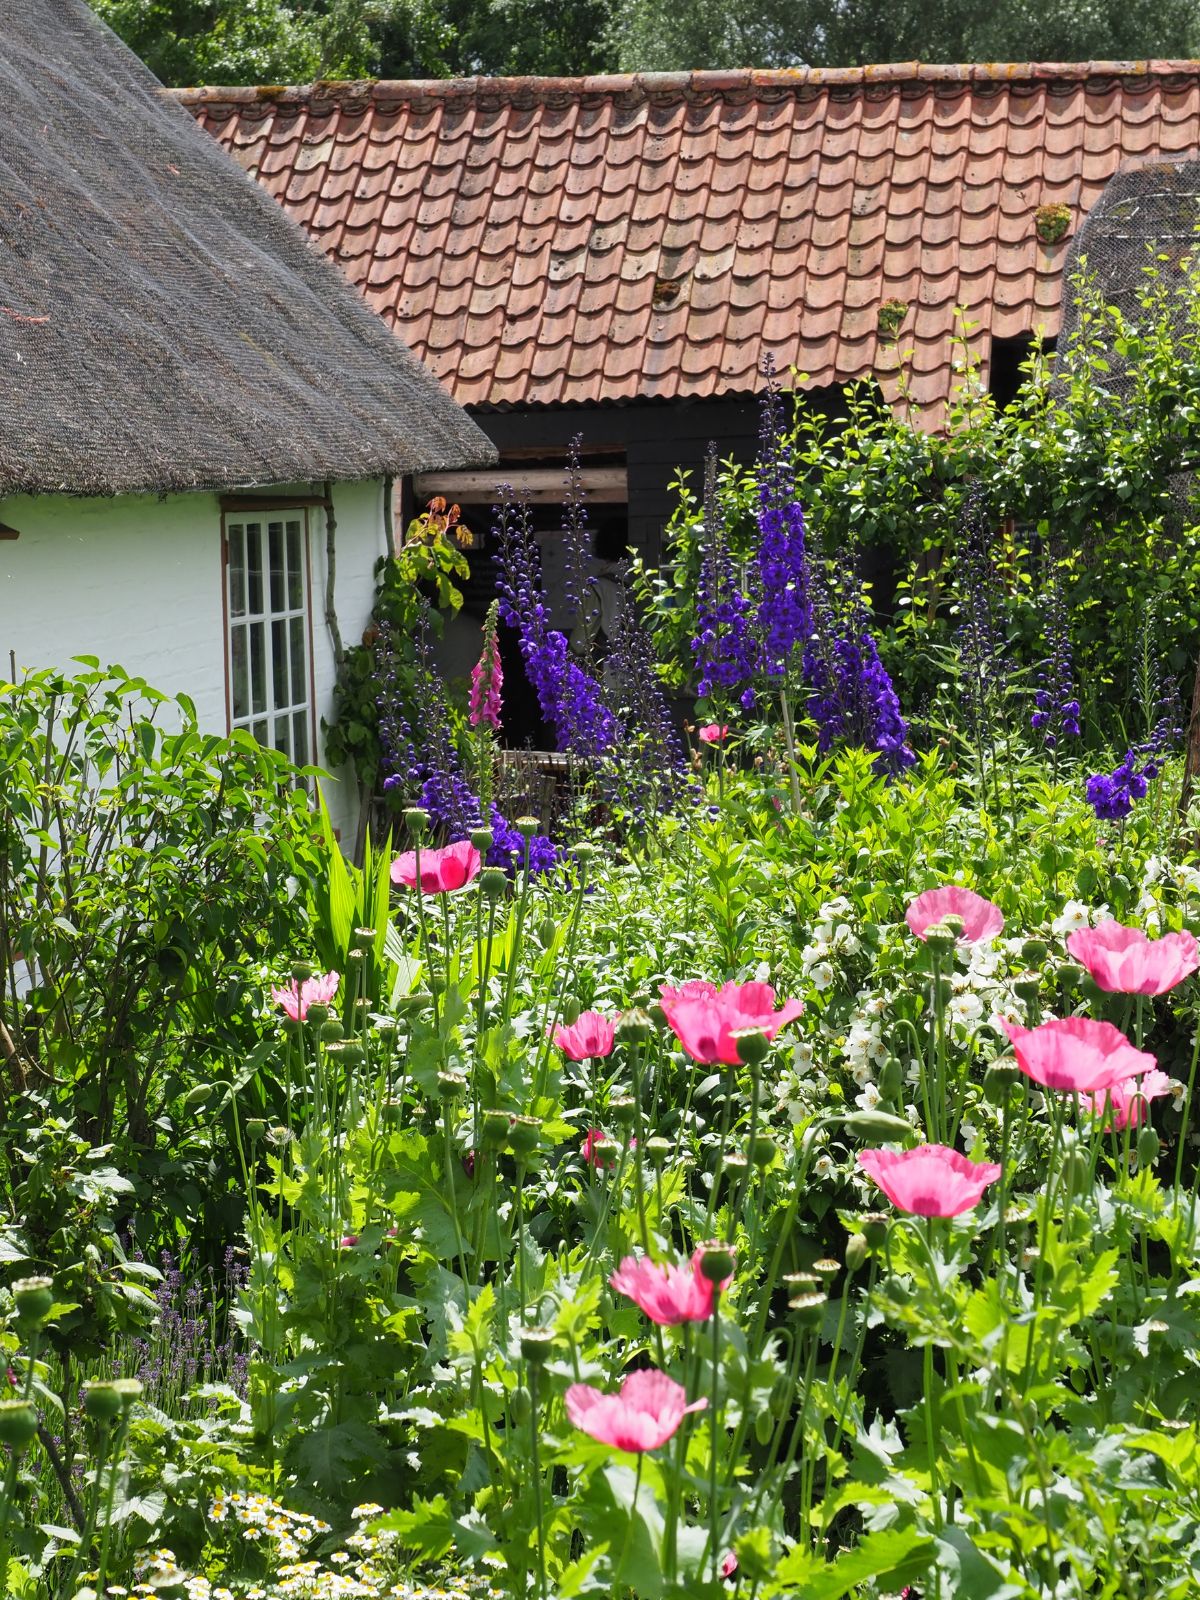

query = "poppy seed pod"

[515,815,540,838]
[437,1070,467,1100]
[811,1258,841,1282]
[320,1017,344,1042]
[645,1136,673,1169]
[748,1134,778,1168]
[290,961,315,983]
[0,1399,37,1450]
[697,1242,736,1284]
[13,1275,53,1327]
[305,1002,330,1025]
[482,1109,511,1147]
[83,1382,124,1423]
[733,1027,771,1067]
[616,1009,652,1045]
[923,921,959,953]
[469,827,494,855]
[1022,938,1048,965]
[984,1057,1021,1106]
[507,1115,543,1158]
[481,866,509,900]
[610,1095,637,1128]
[404,807,430,841]
[520,1327,557,1366]
[788,1291,827,1328]
[351,926,375,952]
[861,1212,890,1250]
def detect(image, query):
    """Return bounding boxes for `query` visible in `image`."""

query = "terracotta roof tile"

[180,63,1200,420]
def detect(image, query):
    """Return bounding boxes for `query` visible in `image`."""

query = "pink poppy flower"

[722,1552,738,1579]
[659,979,804,1066]
[390,839,481,894]
[1085,1068,1173,1131]
[1066,920,1199,996]
[565,1368,707,1452]
[271,969,340,1021]
[905,886,1004,944]
[1000,1015,1155,1094]
[553,1010,616,1061]
[858,1144,1001,1218]
[698,724,729,745]
[609,1246,732,1325]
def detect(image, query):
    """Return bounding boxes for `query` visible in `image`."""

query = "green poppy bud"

[878,1057,904,1103]
[748,1134,778,1168]
[0,1400,37,1450]
[1137,1125,1161,1167]
[647,1001,667,1029]
[183,1082,213,1108]
[510,1386,532,1425]
[841,1109,916,1143]
[844,1232,869,1272]
[561,995,582,1026]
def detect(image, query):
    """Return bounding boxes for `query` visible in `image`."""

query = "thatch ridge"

[0,0,495,498]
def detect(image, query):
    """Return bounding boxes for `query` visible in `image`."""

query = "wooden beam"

[413,466,628,505]
[0,523,19,540]
[219,494,330,512]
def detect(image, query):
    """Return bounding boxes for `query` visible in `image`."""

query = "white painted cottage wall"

[0,478,386,842]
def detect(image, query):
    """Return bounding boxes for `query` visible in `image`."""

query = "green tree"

[605,0,1199,69]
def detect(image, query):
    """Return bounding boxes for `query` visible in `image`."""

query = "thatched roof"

[0,0,495,498]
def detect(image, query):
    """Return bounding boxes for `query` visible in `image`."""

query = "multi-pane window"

[225,515,313,767]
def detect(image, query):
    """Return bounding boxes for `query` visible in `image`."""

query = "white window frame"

[222,508,316,770]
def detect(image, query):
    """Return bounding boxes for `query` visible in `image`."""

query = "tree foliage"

[90,0,1200,84]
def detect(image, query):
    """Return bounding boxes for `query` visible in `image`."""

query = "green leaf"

[774,1527,935,1599]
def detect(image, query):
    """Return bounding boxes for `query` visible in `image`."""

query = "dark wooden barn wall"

[472,393,773,564]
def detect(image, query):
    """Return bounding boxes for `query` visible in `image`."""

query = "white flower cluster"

[800,896,861,993]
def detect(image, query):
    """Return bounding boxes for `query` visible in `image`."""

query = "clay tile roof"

[179,63,1200,428]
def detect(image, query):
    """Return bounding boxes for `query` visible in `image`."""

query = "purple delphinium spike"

[493,489,621,759]
[1031,567,1080,748]
[691,444,758,705]
[754,361,812,681]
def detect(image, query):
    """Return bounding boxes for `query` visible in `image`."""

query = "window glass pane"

[272,620,287,710]
[269,522,285,613]
[251,718,268,746]
[274,714,292,763]
[293,710,309,767]
[246,523,263,615]
[250,620,266,714]
[228,524,246,619]
[290,616,307,705]
[286,522,303,608]
[231,626,248,721]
